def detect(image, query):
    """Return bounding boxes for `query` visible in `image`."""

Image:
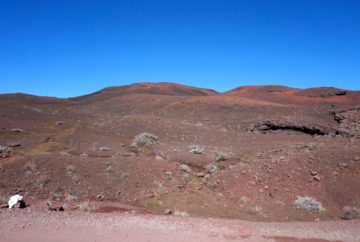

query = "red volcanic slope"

[224,85,296,95]
[70,82,217,102]
[224,85,360,105]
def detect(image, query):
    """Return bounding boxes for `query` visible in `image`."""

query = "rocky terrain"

[0,82,360,238]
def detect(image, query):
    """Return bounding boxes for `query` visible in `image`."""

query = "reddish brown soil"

[0,82,359,224]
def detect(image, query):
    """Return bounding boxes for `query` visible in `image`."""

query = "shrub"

[174,209,189,216]
[154,181,168,195]
[131,132,158,147]
[179,164,191,173]
[37,175,51,189]
[307,142,318,150]
[189,145,204,154]
[78,201,91,212]
[24,163,36,177]
[293,196,325,212]
[206,163,218,174]
[342,206,360,220]
[66,164,76,176]
[0,195,8,204]
[213,151,228,161]
[0,146,7,153]
[164,171,172,180]
[105,161,113,175]
[239,196,250,204]
[64,194,77,202]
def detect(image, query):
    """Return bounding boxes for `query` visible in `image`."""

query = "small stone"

[99,147,111,151]
[56,121,64,126]
[182,173,190,181]
[179,164,191,173]
[206,163,218,174]
[155,155,163,160]
[313,175,321,181]
[249,181,257,186]
[197,172,205,178]
[11,128,25,133]
[164,209,173,215]
[310,170,318,176]
[8,142,21,147]
[354,157,360,161]
[96,194,104,201]
[164,171,172,179]
[80,153,88,158]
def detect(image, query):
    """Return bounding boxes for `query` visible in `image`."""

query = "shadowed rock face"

[0,82,359,222]
[252,121,328,136]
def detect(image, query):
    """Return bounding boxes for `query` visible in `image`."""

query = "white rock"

[8,195,23,209]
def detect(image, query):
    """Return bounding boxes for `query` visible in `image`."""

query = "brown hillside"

[0,83,359,222]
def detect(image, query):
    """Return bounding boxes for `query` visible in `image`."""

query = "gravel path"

[0,209,359,242]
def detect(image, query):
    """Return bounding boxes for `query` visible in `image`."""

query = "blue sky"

[0,0,359,97]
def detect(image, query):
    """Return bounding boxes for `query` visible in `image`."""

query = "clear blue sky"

[1,0,359,97]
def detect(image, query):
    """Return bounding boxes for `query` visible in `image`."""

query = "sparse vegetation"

[293,196,325,212]
[131,132,159,147]
[189,145,204,154]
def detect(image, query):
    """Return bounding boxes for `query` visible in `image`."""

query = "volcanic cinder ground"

[0,82,359,241]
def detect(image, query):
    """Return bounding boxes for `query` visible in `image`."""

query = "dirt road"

[0,209,359,242]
